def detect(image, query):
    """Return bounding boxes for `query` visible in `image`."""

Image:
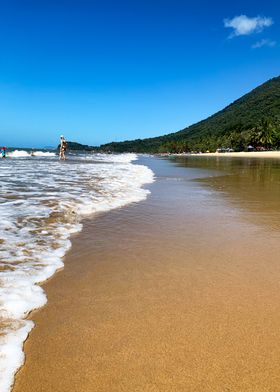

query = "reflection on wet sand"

[175,156,280,231]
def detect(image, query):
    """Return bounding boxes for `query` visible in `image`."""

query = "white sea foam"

[32,151,56,157]
[0,320,33,392]
[7,150,30,158]
[7,150,56,158]
[92,152,138,163]
[0,153,154,392]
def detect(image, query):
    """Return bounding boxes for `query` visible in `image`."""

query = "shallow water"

[173,155,280,231]
[0,152,154,392]
[4,154,280,392]
[12,155,280,392]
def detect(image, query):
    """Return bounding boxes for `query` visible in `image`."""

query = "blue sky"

[1,0,280,147]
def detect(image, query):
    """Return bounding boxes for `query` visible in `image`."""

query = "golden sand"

[191,150,280,158]
[13,157,280,392]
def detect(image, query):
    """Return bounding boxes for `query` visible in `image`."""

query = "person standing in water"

[59,135,67,160]
[1,147,6,158]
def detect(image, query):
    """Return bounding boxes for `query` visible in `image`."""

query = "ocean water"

[0,151,154,392]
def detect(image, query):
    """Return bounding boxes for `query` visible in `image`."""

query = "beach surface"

[189,150,280,158]
[13,156,280,392]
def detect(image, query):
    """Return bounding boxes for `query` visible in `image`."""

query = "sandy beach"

[189,150,280,158]
[13,156,280,392]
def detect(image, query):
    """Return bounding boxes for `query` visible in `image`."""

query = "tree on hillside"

[249,118,277,149]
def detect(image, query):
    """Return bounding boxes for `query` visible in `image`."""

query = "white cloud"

[252,38,277,49]
[224,15,273,38]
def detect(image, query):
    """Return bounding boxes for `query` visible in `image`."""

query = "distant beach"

[13,155,280,392]
[182,150,280,158]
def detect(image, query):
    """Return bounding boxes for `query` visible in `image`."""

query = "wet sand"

[190,151,280,158]
[13,157,280,391]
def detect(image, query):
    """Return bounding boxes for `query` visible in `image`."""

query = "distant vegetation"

[99,76,280,153]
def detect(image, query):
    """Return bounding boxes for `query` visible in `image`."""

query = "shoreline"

[13,156,280,391]
[1,153,154,392]
[166,150,280,158]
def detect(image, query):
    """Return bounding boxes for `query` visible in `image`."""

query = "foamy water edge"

[0,153,154,392]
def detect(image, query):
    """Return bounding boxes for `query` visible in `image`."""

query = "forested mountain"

[99,76,280,153]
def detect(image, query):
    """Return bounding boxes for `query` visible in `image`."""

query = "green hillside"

[100,76,280,153]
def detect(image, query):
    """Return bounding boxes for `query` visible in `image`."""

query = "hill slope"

[100,76,280,153]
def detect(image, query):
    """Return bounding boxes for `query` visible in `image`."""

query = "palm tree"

[250,118,276,149]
